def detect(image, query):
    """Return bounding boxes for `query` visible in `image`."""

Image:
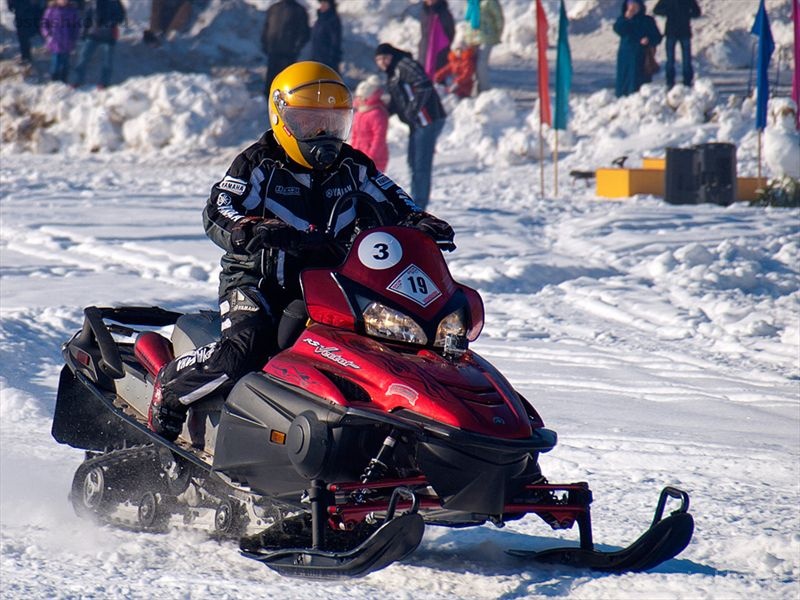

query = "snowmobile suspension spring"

[354,430,399,504]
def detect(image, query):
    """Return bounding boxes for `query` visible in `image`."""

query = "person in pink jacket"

[350,75,390,172]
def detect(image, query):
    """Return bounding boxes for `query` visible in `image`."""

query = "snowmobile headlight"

[362,302,428,345]
[434,309,467,347]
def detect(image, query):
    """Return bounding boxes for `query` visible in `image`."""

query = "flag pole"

[539,120,545,197]
[751,0,774,185]
[757,130,763,181]
[554,129,559,196]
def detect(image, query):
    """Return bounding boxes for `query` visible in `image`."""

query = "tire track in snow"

[476,338,796,408]
[1,223,214,289]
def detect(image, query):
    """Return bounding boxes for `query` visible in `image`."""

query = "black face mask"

[298,136,343,170]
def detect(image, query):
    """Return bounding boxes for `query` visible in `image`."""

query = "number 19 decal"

[358,231,402,270]
[388,264,442,307]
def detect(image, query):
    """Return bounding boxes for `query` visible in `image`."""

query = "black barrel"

[694,143,737,206]
[665,147,699,205]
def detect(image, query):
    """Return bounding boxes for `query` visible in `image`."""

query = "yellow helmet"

[269,61,354,170]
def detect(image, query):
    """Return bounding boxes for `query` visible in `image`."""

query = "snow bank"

[3,69,795,183]
[1,73,265,156]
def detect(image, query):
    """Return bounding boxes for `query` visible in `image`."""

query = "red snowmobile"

[52,197,693,579]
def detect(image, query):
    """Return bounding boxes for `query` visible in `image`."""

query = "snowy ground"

[1,148,798,598]
[2,0,799,598]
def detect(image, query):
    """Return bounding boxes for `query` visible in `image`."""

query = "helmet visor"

[280,106,354,141]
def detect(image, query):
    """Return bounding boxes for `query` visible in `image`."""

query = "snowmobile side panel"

[53,364,214,473]
[212,373,371,499]
[52,366,152,451]
[241,512,425,579]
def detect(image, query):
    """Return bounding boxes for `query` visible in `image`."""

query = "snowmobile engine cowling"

[287,411,331,479]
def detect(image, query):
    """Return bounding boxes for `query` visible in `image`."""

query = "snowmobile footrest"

[240,512,425,579]
[508,486,694,572]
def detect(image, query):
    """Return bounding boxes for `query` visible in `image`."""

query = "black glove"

[403,213,455,247]
[244,219,302,253]
[230,216,261,252]
[295,229,349,261]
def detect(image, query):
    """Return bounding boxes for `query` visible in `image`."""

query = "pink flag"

[425,15,451,79]
[793,0,799,129]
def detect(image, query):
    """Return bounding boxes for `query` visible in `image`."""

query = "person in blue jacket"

[613,0,662,97]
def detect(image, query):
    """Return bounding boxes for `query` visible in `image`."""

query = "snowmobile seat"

[171,301,308,358]
[171,311,221,356]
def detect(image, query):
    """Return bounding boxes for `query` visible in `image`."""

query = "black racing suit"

[154,131,446,435]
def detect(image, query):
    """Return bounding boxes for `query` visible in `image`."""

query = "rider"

[148,61,455,441]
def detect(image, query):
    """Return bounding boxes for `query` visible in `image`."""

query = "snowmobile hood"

[265,324,540,439]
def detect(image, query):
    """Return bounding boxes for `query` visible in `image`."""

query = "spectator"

[72,0,126,89]
[142,0,193,46]
[433,27,478,99]
[7,0,45,64]
[654,0,701,89]
[351,74,390,171]
[40,0,81,83]
[418,0,455,80]
[260,0,310,98]
[465,0,504,93]
[375,42,447,210]
[613,0,661,97]
[310,0,341,72]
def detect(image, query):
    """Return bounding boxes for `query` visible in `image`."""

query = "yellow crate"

[736,177,767,201]
[642,157,666,170]
[596,168,665,198]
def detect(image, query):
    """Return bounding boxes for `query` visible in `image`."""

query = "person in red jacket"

[350,74,390,172]
[433,41,477,99]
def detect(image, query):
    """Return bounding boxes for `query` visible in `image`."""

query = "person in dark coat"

[417,0,455,79]
[260,0,310,98]
[7,0,45,63]
[309,0,341,71]
[72,0,126,88]
[613,0,662,97]
[375,43,447,210]
[142,0,194,46]
[654,0,701,89]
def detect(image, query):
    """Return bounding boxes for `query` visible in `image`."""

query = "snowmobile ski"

[240,512,425,579]
[508,487,694,572]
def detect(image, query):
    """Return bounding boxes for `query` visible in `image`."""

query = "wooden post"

[757,130,763,181]
[539,120,545,197]
[554,129,559,196]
